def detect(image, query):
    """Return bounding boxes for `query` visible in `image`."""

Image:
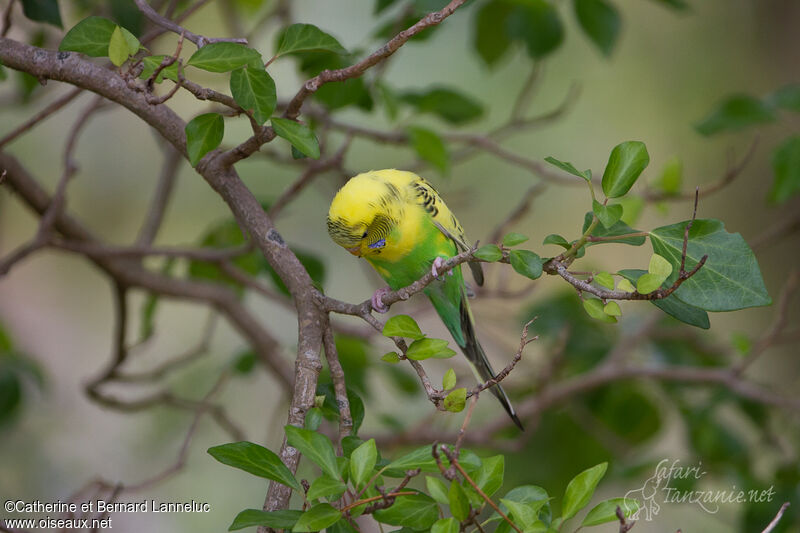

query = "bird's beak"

[346,246,361,257]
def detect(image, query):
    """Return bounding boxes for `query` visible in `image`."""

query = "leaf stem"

[339,491,416,513]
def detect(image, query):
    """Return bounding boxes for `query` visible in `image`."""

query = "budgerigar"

[327,169,523,430]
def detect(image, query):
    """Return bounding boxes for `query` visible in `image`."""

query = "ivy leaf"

[187,42,262,72]
[426,476,450,505]
[594,271,615,289]
[574,0,620,56]
[306,475,347,501]
[509,250,543,280]
[474,0,513,66]
[59,16,117,57]
[350,438,378,488]
[543,234,571,249]
[431,517,459,533]
[207,441,301,490]
[229,509,302,531]
[382,315,424,340]
[508,0,564,59]
[592,200,623,229]
[401,87,483,125]
[292,503,342,532]
[473,455,504,498]
[139,55,179,83]
[602,141,650,198]
[448,480,470,521]
[561,462,608,520]
[408,126,449,176]
[406,338,456,360]
[271,118,321,159]
[108,26,131,66]
[474,244,503,262]
[276,23,347,56]
[695,94,776,136]
[185,113,224,166]
[769,135,800,204]
[649,219,771,311]
[544,156,591,182]
[444,388,467,412]
[442,368,457,390]
[285,425,340,480]
[230,67,276,125]
[502,232,529,247]
[381,352,400,363]
[649,253,673,279]
[581,497,639,526]
[603,301,621,316]
[582,212,646,246]
[583,299,616,323]
[373,493,438,530]
[20,0,62,27]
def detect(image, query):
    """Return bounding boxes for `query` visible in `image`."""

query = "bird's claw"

[431,257,453,279]
[371,287,391,313]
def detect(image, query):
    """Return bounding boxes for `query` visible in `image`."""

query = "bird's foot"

[371,287,391,313]
[431,257,453,279]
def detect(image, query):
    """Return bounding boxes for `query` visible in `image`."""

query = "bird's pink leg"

[371,287,391,313]
[431,256,454,278]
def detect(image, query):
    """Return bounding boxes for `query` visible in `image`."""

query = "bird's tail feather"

[458,300,524,431]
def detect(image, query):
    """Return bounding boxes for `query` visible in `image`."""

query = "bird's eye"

[361,231,368,238]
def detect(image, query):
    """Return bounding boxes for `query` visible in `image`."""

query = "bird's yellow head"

[326,171,405,258]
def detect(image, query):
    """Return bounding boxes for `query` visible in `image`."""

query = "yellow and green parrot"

[327,169,523,430]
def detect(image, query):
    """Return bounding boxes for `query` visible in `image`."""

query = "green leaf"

[473,455,504,498]
[619,269,710,329]
[649,219,771,311]
[581,497,639,526]
[401,87,483,125]
[230,67,276,125]
[108,26,130,66]
[448,480,470,521]
[474,244,503,262]
[474,0,513,66]
[0,63,6,81]
[574,0,620,56]
[543,234,571,249]
[406,338,455,361]
[592,200,623,229]
[207,441,301,490]
[594,271,615,289]
[276,23,347,56]
[229,509,302,531]
[649,0,689,9]
[285,425,340,480]
[187,42,262,72]
[500,499,543,530]
[648,253,673,279]
[383,315,424,340]
[561,462,607,520]
[350,438,378,488]
[426,476,450,504]
[305,407,323,430]
[20,0,62,27]
[502,232,529,247]
[381,351,400,363]
[316,383,365,435]
[509,250,543,280]
[306,475,347,501]
[636,273,662,294]
[769,135,800,204]
[653,156,683,195]
[509,0,564,59]
[442,368,456,390]
[292,503,341,532]
[431,517,459,533]
[695,94,776,136]
[59,16,117,57]
[408,126,449,175]
[373,493,438,530]
[139,55,180,83]
[185,113,224,166]
[120,26,141,53]
[603,301,621,316]
[602,141,650,198]
[444,388,467,412]
[271,118,320,159]
[767,84,800,112]
[544,156,591,182]
[583,299,616,323]
[582,212,646,246]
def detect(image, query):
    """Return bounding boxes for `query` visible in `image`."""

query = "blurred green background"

[1,0,798,531]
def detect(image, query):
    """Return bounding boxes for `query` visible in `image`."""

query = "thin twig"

[322,317,353,446]
[133,0,247,47]
[761,502,790,533]
[0,0,14,37]
[0,87,83,149]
